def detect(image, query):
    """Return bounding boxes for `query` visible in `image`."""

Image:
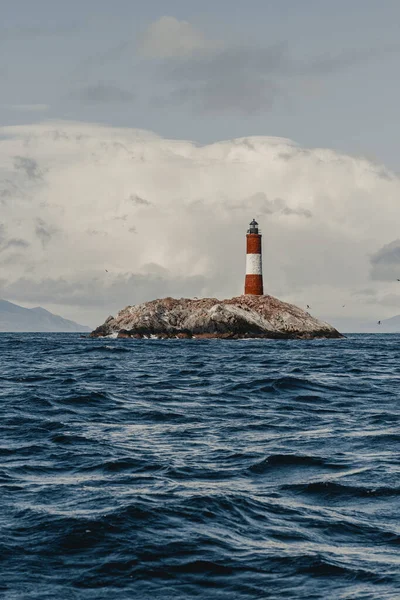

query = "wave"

[58,390,114,405]
[82,344,131,353]
[294,556,393,582]
[248,454,346,473]
[284,480,400,499]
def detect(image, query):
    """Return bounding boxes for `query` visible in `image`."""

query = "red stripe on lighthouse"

[246,235,262,255]
[244,219,263,295]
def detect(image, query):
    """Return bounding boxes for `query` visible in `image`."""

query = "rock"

[90,295,343,339]
[90,323,112,338]
[117,330,131,339]
[175,332,192,339]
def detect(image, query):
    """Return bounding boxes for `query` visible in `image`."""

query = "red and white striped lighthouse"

[244,219,263,295]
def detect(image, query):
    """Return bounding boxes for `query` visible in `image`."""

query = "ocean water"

[1,333,399,600]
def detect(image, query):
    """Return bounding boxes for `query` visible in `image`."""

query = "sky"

[2,1,400,330]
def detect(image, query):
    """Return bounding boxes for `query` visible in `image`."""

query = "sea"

[1,333,399,600]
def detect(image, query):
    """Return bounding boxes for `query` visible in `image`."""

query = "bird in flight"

[306,304,310,309]
[105,269,108,272]
[377,320,381,325]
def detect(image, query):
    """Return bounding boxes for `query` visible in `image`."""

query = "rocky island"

[90,295,342,339]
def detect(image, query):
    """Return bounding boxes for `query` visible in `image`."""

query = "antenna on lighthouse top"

[247,218,259,234]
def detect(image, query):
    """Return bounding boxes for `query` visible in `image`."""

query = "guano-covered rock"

[91,295,342,339]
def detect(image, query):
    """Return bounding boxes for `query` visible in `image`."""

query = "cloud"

[153,34,288,114]
[234,193,312,218]
[0,223,29,254]
[74,82,135,105]
[2,238,29,251]
[352,288,376,297]
[281,206,312,218]
[1,271,206,309]
[86,229,108,236]
[14,156,43,180]
[128,194,151,206]
[0,121,399,325]
[5,104,49,112]
[370,239,400,281]
[372,293,400,307]
[139,17,400,115]
[305,44,400,76]
[166,75,279,115]
[137,16,218,59]
[35,218,58,247]
[77,41,130,73]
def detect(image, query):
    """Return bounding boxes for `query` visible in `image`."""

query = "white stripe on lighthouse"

[246,253,262,275]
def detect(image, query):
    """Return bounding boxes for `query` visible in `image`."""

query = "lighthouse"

[244,219,264,295]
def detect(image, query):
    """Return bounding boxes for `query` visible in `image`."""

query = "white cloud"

[0,120,399,326]
[137,16,219,59]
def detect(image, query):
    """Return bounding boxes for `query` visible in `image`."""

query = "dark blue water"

[1,333,399,599]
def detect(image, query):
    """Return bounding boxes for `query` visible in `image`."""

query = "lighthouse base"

[244,274,263,295]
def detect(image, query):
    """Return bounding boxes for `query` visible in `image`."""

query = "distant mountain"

[0,299,90,332]
[380,315,400,331]
[328,315,400,333]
